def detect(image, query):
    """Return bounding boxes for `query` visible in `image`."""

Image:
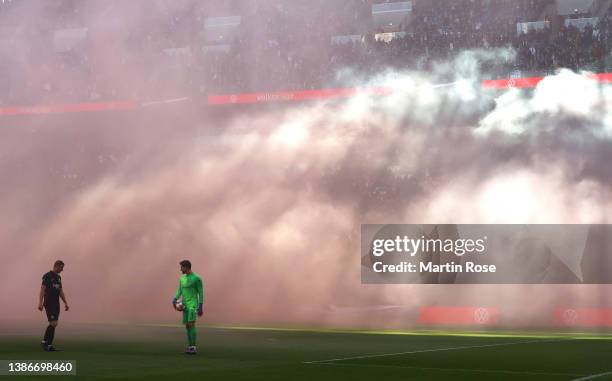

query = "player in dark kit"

[38,260,69,351]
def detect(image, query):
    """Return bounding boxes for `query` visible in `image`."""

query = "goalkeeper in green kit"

[172,260,204,355]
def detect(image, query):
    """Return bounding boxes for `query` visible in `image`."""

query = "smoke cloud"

[1,2,611,330]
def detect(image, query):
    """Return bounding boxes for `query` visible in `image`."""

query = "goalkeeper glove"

[197,303,203,316]
[172,298,178,306]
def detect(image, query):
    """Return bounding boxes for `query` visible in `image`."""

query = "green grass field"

[2,324,612,380]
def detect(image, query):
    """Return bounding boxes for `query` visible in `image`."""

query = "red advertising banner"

[210,73,612,104]
[481,72,612,90]
[207,87,393,105]
[419,306,499,325]
[554,308,612,327]
[594,72,612,84]
[0,100,138,116]
[2,72,612,116]
[481,76,544,90]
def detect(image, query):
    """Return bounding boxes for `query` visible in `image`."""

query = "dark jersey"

[42,271,62,305]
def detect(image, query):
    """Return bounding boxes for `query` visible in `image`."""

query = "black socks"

[43,325,56,345]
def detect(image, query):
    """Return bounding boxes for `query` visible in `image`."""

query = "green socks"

[191,327,197,346]
[186,326,197,346]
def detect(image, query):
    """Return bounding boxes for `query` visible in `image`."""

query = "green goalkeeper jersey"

[174,272,203,309]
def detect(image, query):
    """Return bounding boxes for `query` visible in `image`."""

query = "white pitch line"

[571,370,612,381]
[303,339,566,364]
[315,362,584,378]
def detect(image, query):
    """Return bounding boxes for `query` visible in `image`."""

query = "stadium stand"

[1,0,612,106]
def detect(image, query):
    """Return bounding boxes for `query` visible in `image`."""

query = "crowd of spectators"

[199,0,612,93]
[1,0,612,105]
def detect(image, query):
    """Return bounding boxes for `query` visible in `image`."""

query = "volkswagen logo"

[474,308,490,324]
[562,309,578,326]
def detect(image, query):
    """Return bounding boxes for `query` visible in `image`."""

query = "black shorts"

[44,303,60,322]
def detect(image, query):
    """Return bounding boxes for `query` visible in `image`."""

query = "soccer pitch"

[2,324,612,380]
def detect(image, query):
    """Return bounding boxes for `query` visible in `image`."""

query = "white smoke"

[1,43,612,328]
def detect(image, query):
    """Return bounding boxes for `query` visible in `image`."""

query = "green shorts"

[182,307,197,324]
